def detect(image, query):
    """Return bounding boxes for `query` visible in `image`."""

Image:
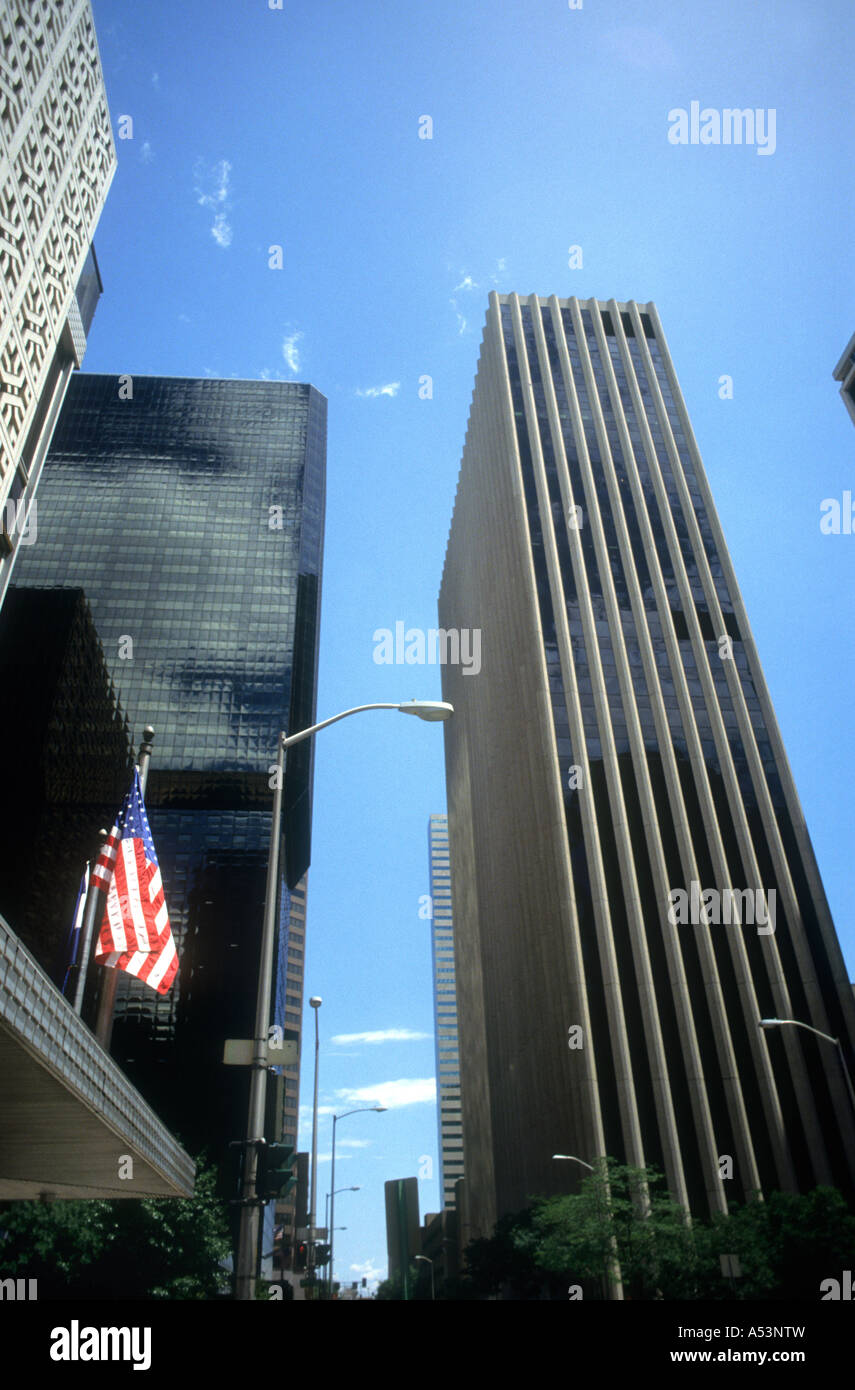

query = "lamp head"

[397,700,454,722]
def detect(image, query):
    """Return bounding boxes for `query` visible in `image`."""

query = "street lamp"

[330,1107,386,1297]
[415,1254,435,1301]
[325,1186,360,1234]
[552,1154,621,1301]
[307,996,322,1291]
[234,699,452,1300]
[758,1018,855,1115]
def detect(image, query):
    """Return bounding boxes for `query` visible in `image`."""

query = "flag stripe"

[93,768,178,996]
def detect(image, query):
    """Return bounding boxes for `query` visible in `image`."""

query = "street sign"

[223,1038,298,1066]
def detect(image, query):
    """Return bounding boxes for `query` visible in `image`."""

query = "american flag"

[93,769,178,995]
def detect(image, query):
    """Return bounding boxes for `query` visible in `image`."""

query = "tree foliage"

[459,1160,855,1300]
[375,1260,434,1300]
[0,1153,232,1300]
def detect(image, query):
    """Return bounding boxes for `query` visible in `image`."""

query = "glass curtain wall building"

[438,293,855,1239]
[7,375,326,1210]
[427,813,464,1210]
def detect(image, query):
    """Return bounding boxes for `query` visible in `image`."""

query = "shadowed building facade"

[439,293,855,1240]
[0,0,115,606]
[7,376,325,1254]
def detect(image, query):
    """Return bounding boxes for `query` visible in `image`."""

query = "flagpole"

[94,726,155,1050]
[71,835,107,1015]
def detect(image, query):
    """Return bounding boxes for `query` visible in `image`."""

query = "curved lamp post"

[235,700,452,1301]
[758,1017,855,1115]
[307,996,322,1286]
[329,1109,386,1297]
[325,1186,360,1234]
[552,1154,622,1301]
[415,1254,435,1301]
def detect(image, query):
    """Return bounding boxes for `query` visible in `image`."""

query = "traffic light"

[314,1243,330,1267]
[255,1142,297,1201]
[295,1242,307,1271]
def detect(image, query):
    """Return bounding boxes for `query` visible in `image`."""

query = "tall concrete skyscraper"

[439,293,855,1240]
[427,813,464,1209]
[0,0,116,604]
[6,374,325,1255]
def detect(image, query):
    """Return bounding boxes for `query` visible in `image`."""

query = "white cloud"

[211,213,232,248]
[194,158,233,249]
[355,382,400,399]
[151,71,160,88]
[338,1138,371,1149]
[331,1028,430,1046]
[282,331,303,374]
[351,1258,384,1286]
[454,273,477,292]
[496,257,506,272]
[336,1078,436,1109]
[140,141,154,164]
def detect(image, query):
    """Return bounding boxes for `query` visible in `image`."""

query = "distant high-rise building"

[6,374,326,1258]
[832,331,855,427]
[427,813,464,1209]
[439,293,855,1241]
[384,1177,420,1295]
[0,0,115,604]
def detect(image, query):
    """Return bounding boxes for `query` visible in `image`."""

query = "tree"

[463,1207,557,1299]
[457,1160,855,1300]
[374,1261,432,1300]
[525,1159,703,1299]
[0,1152,232,1299]
[705,1185,855,1300]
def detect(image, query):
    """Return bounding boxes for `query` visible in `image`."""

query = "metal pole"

[307,997,322,1294]
[834,1038,855,1119]
[95,726,155,1049]
[235,730,285,1301]
[71,833,107,1015]
[329,1114,338,1298]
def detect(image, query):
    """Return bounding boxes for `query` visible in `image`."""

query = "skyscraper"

[7,375,326,1237]
[438,293,855,1240]
[427,813,464,1209]
[0,0,115,604]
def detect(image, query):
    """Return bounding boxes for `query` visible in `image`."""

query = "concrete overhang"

[0,912,195,1199]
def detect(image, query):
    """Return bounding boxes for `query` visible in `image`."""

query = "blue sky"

[87,0,854,1290]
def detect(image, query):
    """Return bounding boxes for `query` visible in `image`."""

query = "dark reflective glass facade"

[74,244,103,337]
[7,374,326,1177]
[440,295,855,1239]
